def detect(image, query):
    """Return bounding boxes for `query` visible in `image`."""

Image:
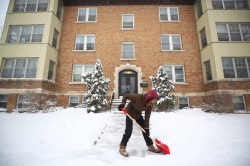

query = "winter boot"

[119,145,129,157]
[148,145,160,153]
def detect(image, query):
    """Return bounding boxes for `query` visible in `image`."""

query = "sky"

[0,0,10,27]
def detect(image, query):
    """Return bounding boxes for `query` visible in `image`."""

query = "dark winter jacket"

[121,93,152,128]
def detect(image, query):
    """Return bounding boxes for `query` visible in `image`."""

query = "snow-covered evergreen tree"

[150,66,175,111]
[82,59,110,113]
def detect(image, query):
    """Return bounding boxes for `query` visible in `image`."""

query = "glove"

[144,128,150,136]
[118,103,125,111]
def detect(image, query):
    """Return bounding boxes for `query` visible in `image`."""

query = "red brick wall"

[7,94,18,112]
[0,80,55,91]
[56,5,203,96]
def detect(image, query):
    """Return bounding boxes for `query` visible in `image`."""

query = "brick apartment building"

[0,0,249,112]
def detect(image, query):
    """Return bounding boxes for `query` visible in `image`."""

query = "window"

[122,14,134,29]
[14,0,48,12]
[212,0,249,9]
[75,35,95,51]
[77,8,97,22]
[241,24,250,41]
[52,29,59,48]
[122,42,135,59]
[222,57,250,78]
[1,58,38,78]
[233,96,245,110]
[56,0,63,20]
[159,7,179,21]
[69,96,79,107]
[161,35,182,51]
[7,25,44,43]
[200,28,207,48]
[179,97,189,109]
[196,0,203,18]
[216,23,250,41]
[0,95,8,109]
[72,65,94,82]
[48,60,55,80]
[204,60,212,81]
[163,65,185,83]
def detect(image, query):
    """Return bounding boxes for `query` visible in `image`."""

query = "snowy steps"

[92,109,152,159]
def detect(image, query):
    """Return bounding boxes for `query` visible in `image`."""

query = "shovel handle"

[121,108,147,134]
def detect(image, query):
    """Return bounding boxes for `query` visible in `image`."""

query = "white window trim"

[76,8,97,23]
[233,95,246,111]
[161,34,183,51]
[13,0,49,12]
[71,64,94,83]
[212,0,249,10]
[163,65,186,83]
[1,58,38,79]
[73,34,95,51]
[222,57,250,78]
[178,96,189,109]
[69,96,80,107]
[216,23,250,42]
[122,14,134,30]
[159,7,181,22]
[121,42,136,60]
[8,25,44,43]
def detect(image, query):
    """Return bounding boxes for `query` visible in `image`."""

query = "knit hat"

[146,89,159,105]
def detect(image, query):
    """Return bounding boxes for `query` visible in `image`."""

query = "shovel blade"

[155,138,170,155]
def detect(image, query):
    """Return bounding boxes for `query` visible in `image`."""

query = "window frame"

[122,14,134,30]
[178,96,189,109]
[161,34,183,51]
[7,25,44,43]
[0,94,8,109]
[216,23,250,42]
[1,58,38,79]
[52,29,59,48]
[222,57,250,78]
[13,0,49,12]
[212,0,249,10]
[159,7,180,22]
[200,27,207,48]
[163,65,185,83]
[204,60,212,81]
[48,60,55,80]
[121,42,135,60]
[72,64,94,82]
[69,96,80,107]
[233,96,246,111]
[74,34,95,51]
[77,8,97,23]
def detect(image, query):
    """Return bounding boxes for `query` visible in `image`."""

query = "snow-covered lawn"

[0,108,250,166]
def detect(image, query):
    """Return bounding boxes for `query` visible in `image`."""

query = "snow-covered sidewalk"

[0,108,250,166]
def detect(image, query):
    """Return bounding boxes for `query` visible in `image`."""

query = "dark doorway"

[119,70,138,96]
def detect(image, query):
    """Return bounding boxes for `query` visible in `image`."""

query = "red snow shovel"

[121,108,170,155]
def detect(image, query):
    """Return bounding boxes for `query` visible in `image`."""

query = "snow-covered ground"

[0,108,250,166]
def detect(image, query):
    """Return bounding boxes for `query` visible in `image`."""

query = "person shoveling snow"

[118,89,164,157]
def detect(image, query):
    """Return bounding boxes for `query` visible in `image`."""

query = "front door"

[119,70,138,97]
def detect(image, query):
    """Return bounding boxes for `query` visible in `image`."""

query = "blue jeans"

[120,115,153,146]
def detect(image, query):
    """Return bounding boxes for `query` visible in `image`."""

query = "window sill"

[72,50,95,52]
[159,20,182,23]
[0,78,55,83]
[121,28,134,30]
[161,50,185,52]
[173,82,188,85]
[120,58,136,61]
[75,21,97,23]
[69,82,87,85]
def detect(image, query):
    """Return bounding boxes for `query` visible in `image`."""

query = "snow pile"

[0,108,250,166]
